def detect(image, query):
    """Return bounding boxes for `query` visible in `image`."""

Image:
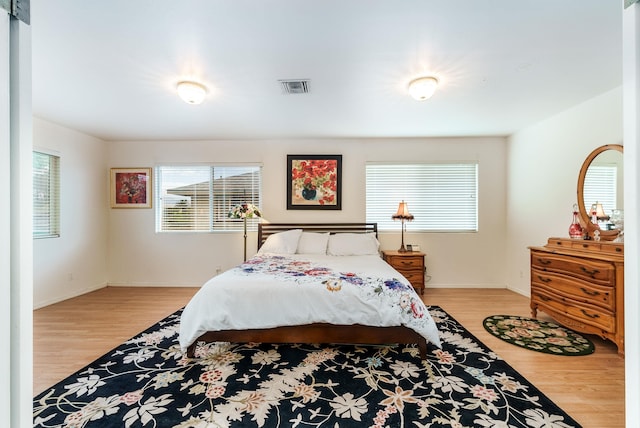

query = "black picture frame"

[287,154,342,210]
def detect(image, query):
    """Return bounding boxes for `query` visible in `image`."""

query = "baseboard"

[425,283,506,289]
[34,281,108,309]
[107,282,201,288]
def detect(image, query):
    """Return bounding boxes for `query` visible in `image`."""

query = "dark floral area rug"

[34,307,582,427]
[483,315,595,356]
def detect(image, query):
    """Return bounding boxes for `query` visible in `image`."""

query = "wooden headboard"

[258,223,378,249]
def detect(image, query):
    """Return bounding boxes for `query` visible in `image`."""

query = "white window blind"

[366,163,478,232]
[155,165,262,232]
[583,164,617,215]
[33,151,60,238]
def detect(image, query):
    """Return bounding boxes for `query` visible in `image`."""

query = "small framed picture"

[110,167,152,208]
[406,244,413,252]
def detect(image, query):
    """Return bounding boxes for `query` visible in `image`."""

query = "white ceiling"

[31,1,622,141]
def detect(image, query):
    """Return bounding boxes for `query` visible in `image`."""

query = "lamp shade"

[177,81,207,104]
[408,76,439,101]
[392,201,414,221]
[591,202,609,220]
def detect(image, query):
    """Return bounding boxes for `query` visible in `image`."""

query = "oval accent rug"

[483,315,595,356]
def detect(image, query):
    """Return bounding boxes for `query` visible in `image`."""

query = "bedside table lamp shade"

[392,200,414,253]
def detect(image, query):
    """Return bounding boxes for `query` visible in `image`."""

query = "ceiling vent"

[279,79,310,94]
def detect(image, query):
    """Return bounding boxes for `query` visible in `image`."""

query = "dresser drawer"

[531,288,615,332]
[546,238,624,255]
[531,268,615,311]
[530,251,614,284]
[385,255,423,271]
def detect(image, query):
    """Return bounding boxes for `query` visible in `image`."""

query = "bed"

[179,223,441,359]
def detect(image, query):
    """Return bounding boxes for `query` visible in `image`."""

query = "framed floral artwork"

[110,168,152,208]
[287,155,342,210]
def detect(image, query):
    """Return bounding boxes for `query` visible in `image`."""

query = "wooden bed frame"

[186,223,429,359]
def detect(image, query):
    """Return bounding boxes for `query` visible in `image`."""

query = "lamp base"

[398,246,408,253]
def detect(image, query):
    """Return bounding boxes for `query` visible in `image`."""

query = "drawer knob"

[536,258,551,265]
[537,275,551,283]
[580,287,600,297]
[580,309,600,319]
[579,266,600,277]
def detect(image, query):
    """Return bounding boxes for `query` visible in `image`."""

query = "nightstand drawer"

[402,271,424,286]
[385,255,423,270]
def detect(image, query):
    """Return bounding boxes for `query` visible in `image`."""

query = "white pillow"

[327,232,380,256]
[296,232,330,255]
[257,229,303,254]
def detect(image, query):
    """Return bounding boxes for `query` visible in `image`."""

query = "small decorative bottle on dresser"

[381,250,426,295]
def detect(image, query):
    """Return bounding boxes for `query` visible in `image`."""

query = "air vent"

[279,79,310,94]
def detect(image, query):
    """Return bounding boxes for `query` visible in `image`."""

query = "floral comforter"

[179,254,442,353]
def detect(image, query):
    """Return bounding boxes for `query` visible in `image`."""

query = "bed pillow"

[296,232,330,255]
[327,232,380,256]
[258,229,303,254]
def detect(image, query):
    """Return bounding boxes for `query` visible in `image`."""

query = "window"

[33,151,60,238]
[155,165,262,232]
[366,163,478,232]
[583,164,617,214]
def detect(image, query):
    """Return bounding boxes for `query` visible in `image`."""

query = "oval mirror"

[577,144,623,240]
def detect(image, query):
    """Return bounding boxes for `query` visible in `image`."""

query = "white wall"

[107,137,508,288]
[34,82,622,304]
[33,118,109,308]
[506,87,623,296]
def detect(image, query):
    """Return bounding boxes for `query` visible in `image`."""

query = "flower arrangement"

[291,159,338,205]
[228,203,262,219]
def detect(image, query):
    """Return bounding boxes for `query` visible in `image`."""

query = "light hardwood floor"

[33,287,625,427]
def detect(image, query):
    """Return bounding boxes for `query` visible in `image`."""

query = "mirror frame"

[576,143,623,240]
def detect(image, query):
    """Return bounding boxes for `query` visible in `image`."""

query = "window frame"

[155,163,263,233]
[365,162,478,233]
[33,150,61,239]
[583,163,618,216]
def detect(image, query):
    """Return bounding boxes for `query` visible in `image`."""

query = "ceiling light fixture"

[407,76,439,101]
[176,81,207,105]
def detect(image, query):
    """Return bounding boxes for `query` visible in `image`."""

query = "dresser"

[382,250,425,295]
[529,238,624,355]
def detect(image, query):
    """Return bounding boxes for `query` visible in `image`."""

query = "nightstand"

[381,250,425,295]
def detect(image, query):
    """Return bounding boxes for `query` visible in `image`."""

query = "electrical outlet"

[215,266,222,275]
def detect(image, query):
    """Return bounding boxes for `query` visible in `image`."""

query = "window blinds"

[155,165,262,232]
[583,164,618,216]
[366,163,478,232]
[33,151,60,238]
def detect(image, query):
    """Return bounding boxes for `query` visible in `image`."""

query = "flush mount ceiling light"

[176,81,207,105]
[407,76,439,101]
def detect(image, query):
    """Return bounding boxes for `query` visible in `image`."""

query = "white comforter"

[179,253,442,353]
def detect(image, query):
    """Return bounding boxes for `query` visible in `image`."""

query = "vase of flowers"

[228,203,261,220]
[302,187,317,200]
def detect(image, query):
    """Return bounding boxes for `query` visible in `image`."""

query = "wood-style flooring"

[33,287,625,427]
